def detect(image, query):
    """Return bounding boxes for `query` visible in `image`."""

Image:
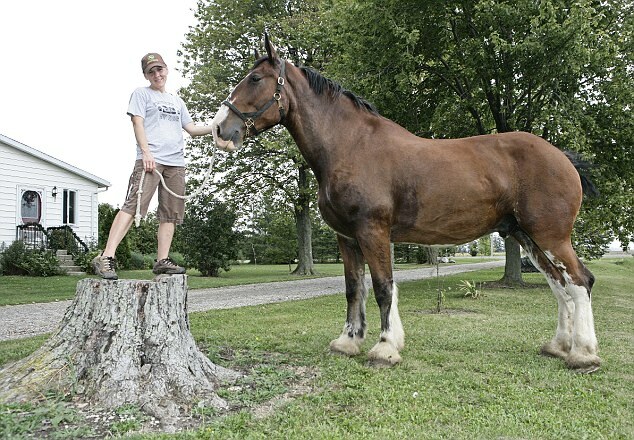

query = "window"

[63,190,77,224]
[21,190,42,223]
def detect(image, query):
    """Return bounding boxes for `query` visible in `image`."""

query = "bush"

[129,252,148,270]
[181,197,240,277]
[168,252,186,268]
[0,241,63,277]
[78,249,101,274]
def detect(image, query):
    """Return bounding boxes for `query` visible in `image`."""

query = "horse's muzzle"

[211,105,244,152]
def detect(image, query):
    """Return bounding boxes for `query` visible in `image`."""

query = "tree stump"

[0,275,239,428]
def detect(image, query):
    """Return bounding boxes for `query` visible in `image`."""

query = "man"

[93,53,214,280]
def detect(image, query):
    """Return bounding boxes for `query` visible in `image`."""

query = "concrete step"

[56,250,85,275]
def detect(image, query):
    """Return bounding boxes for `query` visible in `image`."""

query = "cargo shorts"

[120,160,186,224]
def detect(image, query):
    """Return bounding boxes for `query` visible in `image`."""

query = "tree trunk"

[499,236,524,286]
[0,276,239,429]
[292,165,317,275]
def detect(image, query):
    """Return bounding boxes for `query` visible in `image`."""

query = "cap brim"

[144,62,167,74]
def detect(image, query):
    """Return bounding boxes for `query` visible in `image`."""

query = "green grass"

[1,258,632,439]
[0,259,494,306]
[0,264,344,306]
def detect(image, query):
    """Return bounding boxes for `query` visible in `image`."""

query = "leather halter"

[222,60,286,137]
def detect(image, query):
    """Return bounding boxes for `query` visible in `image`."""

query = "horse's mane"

[299,66,379,115]
[252,57,379,115]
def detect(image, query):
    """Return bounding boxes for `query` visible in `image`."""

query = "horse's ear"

[264,32,279,65]
[254,48,260,60]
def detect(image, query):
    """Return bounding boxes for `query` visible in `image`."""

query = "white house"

[0,133,110,248]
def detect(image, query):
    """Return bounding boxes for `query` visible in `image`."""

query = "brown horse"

[211,35,601,373]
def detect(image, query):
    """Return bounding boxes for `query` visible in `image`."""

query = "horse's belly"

[391,203,503,246]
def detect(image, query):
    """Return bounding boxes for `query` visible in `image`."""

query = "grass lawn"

[0,264,343,306]
[0,258,497,306]
[0,258,631,439]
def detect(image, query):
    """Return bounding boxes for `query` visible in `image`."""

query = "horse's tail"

[564,151,599,197]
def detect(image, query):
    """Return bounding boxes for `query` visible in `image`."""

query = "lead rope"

[134,144,217,227]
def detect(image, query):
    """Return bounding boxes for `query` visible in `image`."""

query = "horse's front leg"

[360,232,404,366]
[330,235,368,357]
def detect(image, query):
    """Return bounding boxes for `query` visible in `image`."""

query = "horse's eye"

[250,75,261,83]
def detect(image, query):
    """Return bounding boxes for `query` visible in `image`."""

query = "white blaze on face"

[210,105,237,152]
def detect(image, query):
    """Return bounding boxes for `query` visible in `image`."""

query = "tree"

[312,215,340,263]
[246,194,298,265]
[181,195,241,276]
[323,0,633,281]
[180,0,329,276]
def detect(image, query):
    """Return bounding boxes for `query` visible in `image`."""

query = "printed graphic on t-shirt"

[157,100,180,122]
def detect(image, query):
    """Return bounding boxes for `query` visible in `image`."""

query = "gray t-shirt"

[127,87,193,166]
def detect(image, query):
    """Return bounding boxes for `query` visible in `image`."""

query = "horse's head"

[211,34,287,152]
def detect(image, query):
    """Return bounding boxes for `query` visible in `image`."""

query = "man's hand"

[142,150,156,173]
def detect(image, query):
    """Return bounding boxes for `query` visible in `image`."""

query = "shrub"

[0,241,63,277]
[78,249,101,274]
[459,280,483,299]
[168,252,186,268]
[129,252,147,270]
[181,197,240,277]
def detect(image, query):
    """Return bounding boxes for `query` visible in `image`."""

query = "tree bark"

[292,165,317,275]
[0,276,239,428]
[500,236,524,286]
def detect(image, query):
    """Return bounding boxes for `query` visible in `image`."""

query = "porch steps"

[56,250,85,276]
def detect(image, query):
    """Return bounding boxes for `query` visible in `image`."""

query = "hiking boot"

[153,258,186,275]
[92,254,118,280]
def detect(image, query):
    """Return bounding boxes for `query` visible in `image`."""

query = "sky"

[0,0,199,208]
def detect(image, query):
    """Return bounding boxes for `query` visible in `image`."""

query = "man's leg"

[153,221,185,274]
[93,211,135,280]
[103,211,135,258]
[157,221,175,260]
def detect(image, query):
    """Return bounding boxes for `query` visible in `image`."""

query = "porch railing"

[46,225,89,257]
[14,223,89,258]
[15,222,49,249]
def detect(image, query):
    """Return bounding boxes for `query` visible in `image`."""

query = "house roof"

[0,133,111,188]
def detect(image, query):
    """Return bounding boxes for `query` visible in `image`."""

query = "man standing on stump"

[93,53,214,280]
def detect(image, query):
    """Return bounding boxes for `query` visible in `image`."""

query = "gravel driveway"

[0,261,504,342]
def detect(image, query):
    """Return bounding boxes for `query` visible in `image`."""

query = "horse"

[210,35,601,373]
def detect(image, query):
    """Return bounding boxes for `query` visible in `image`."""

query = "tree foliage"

[177,0,632,269]
[180,0,331,275]
[180,195,241,277]
[322,0,633,259]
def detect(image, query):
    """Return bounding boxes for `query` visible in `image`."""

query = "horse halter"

[222,60,286,137]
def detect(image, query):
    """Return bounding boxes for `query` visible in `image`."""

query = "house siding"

[0,141,106,247]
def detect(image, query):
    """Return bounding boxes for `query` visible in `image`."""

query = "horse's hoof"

[540,341,569,360]
[574,364,601,375]
[565,352,601,374]
[367,355,401,368]
[367,342,401,367]
[329,335,362,357]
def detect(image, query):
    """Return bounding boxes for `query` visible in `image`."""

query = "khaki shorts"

[120,160,186,224]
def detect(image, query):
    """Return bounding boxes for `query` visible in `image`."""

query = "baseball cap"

[141,53,167,73]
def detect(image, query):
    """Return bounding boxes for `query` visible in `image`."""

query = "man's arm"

[184,122,215,137]
[131,115,155,172]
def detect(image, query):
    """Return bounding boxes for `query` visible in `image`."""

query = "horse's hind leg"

[329,235,368,356]
[559,253,600,373]
[512,230,600,373]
